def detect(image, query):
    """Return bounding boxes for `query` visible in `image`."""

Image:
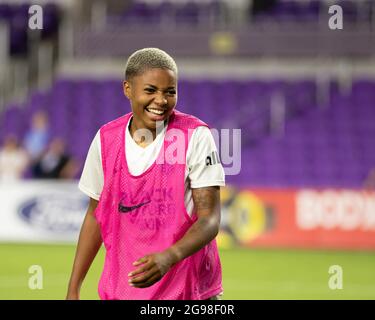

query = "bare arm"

[129,186,221,288]
[168,186,221,261]
[66,197,102,299]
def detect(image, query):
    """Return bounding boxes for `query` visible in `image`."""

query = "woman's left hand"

[128,250,177,288]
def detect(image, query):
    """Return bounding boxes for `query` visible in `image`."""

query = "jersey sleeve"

[78,130,104,200]
[187,126,226,189]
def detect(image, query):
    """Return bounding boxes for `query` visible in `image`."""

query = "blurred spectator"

[23,111,50,162]
[0,135,29,182]
[32,138,79,179]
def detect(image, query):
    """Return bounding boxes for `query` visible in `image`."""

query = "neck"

[130,118,156,139]
[129,117,167,147]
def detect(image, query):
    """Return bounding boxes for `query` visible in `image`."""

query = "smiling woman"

[124,68,177,139]
[66,48,226,300]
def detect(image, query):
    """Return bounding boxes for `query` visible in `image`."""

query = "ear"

[123,80,131,99]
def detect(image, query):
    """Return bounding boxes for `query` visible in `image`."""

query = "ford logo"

[18,193,88,233]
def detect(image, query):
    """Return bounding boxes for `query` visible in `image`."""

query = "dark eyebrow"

[144,84,176,90]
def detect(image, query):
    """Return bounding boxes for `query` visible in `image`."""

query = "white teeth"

[147,108,165,115]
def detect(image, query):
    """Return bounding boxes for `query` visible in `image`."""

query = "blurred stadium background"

[0,0,375,300]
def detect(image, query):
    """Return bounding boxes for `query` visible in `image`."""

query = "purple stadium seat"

[1,77,374,188]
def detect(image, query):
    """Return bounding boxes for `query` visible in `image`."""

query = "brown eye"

[145,88,155,93]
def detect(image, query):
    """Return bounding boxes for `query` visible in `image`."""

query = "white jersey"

[79,116,225,217]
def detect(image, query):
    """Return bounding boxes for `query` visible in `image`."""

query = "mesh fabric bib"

[94,110,223,300]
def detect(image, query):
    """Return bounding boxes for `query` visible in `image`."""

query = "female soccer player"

[66,48,225,300]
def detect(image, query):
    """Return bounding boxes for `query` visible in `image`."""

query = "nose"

[154,91,168,106]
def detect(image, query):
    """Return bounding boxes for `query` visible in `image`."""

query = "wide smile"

[144,107,168,121]
[145,107,166,115]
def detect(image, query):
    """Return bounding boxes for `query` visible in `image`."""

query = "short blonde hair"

[125,48,178,80]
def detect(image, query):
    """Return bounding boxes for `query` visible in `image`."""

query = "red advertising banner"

[218,187,375,250]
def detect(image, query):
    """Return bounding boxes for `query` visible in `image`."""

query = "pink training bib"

[94,110,223,300]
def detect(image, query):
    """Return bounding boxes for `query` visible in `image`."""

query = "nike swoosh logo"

[118,200,151,213]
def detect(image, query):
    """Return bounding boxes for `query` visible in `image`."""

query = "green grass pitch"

[0,243,374,300]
